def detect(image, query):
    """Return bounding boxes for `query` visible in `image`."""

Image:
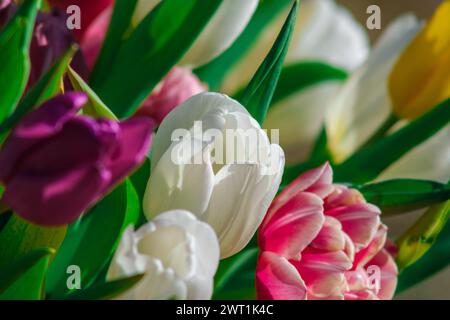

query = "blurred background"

[338,0,442,42]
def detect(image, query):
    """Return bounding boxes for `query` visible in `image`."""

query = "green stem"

[360,113,399,150]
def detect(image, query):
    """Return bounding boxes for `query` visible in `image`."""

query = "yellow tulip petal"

[389,0,450,119]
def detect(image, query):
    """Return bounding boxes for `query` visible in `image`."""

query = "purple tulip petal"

[107,117,154,187]
[4,165,111,225]
[0,93,87,182]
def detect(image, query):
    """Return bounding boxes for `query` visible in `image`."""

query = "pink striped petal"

[256,252,307,300]
[326,203,381,251]
[369,249,398,300]
[259,193,325,259]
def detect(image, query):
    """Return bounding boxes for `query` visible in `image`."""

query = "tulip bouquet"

[0,0,448,301]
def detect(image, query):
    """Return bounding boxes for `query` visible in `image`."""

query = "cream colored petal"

[222,0,369,94]
[377,125,450,183]
[132,0,160,26]
[180,0,258,67]
[286,0,369,70]
[205,145,284,258]
[326,15,422,163]
[264,82,342,165]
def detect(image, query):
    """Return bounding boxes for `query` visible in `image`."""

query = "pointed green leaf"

[46,180,139,298]
[195,0,293,90]
[64,274,144,300]
[359,179,450,215]
[67,66,117,120]
[94,0,222,119]
[334,98,450,183]
[90,0,138,86]
[271,62,348,106]
[0,248,53,300]
[238,1,298,125]
[0,46,75,137]
[0,214,66,268]
[0,0,39,124]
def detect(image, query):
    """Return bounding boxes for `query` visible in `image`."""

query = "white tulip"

[223,0,370,164]
[223,0,369,94]
[132,0,258,67]
[107,210,220,300]
[326,14,423,163]
[143,92,285,258]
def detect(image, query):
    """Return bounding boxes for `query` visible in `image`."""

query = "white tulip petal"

[108,210,219,300]
[265,82,342,164]
[152,93,248,169]
[144,138,215,220]
[377,125,450,183]
[179,0,258,67]
[286,0,369,71]
[326,15,423,162]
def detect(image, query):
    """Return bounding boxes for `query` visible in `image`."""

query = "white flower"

[221,0,370,164]
[107,210,220,300]
[143,92,285,258]
[132,0,259,67]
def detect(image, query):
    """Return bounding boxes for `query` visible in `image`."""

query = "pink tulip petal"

[256,252,307,300]
[260,193,325,259]
[310,216,346,252]
[368,249,398,300]
[353,224,388,269]
[325,203,381,251]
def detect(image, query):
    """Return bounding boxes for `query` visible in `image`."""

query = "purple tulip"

[0,93,154,226]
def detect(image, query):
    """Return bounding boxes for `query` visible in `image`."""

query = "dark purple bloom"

[0,93,154,226]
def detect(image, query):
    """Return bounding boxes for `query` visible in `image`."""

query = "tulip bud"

[135,67,206,125]
[143,92,285,258]
[108,210,220,300]
[0,93,154,226]
[389,0,450,119]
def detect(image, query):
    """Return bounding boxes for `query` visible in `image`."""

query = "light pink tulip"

[257,163,398,300]
[134,67,206,124]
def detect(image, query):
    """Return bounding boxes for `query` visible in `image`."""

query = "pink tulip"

[257,163,398,300]
[134,67,206,125]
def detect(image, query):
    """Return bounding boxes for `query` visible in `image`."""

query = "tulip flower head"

[144,92,285,258]
[108,210,220,300]
[0,93,154,226]
[257,163,398,300]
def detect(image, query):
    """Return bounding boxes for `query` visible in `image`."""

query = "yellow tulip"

[389,0,450,119]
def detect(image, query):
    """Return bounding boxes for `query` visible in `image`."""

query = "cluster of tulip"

[0,0,448,300]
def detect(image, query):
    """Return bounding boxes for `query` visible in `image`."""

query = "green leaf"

[0,0,39,124]
[64,274,144,300]
[45,180,140,298]
[271,62,348,106]
[195,0,293,90]
[238,1,298,125]
[396,200,450,272]
[396,203,450,293]
[0,248,53,300]
[334,98,450,184]
[67,66,118,120]
[359,179,450,215]
[93,0,222,119]
[130,157,151,227]
[0,46,75,137]
[0,248,53,294]
[90,0,138,86]
[213,248,258,300]
[0,214,66,268]
[215,248,258,293]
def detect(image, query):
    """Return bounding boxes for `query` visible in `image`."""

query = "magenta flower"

[0,93,154,226]
[256,163,398,300]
